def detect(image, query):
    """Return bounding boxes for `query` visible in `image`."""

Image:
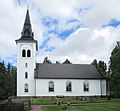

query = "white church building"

[15,9,107,97]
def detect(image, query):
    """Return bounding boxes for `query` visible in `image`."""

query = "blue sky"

[0,0,120,66]
[103,19,120,28]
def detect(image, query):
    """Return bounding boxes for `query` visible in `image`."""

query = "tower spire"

[21,7,33,38]
[24,6,30,25]
[15,8,38,51]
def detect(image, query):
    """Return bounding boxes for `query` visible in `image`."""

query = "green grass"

[31,98,120,105]
[32,98,55,105]
[59,98,88,103]
[31,98,88,105]
[91,98,120,103]
[42,103,120,111]
[24,107,32,111]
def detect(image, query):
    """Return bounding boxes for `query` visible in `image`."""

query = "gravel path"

[32,105,42,111]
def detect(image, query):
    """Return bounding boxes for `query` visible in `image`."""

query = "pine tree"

[43,56,52,64]
[0,61,17,99]
[109,41,120,97]
[62,59,72,64]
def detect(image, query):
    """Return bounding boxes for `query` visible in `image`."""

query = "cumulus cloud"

[0,0,120,66]
[37,26,120,64]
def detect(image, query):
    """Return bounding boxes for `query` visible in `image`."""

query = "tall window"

[24,84,28,92]
[66,81,72,91]
[25,72,28,79]
[22,49,26,57]
[84,81,89,91]
[27,50,31,57]
[49,81,54,92]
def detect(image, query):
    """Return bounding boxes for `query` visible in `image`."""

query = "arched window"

[84,81,89,91]
[27,50,31,57]
[49,81,54,92]
[66,81,72,91]
[25,72,28,79]
[24,84,28,92]
[22,49,26,57]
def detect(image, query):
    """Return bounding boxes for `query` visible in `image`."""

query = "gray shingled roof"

[34,63,105,79]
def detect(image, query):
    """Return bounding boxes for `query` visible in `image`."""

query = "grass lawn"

[92,98,120,103]
[59,98,88,103]
[31,97,120,105]
[32,98,55,105]
[42,103,120,111]
[31,98,88,105]
[24,107,32,111]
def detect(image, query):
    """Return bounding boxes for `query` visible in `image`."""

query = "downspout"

[106,79,107,96]
[34,69,36,97]
[106,79,110,96]
[35,78,36,96]
[100,79,102,97]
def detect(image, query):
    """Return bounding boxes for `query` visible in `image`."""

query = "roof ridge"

[36,63,93,65]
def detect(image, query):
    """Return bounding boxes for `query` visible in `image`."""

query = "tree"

[97,60,107,77]
[91,59,107,77]
[56,61,60,64]
[0,61,6,74]
[8,67,17,96]
[7,62,11,75]
[0,62,8,98]
[43,56,52,64]
[62,59,72,64]
[109,41,120,97]
[0,61,17,99]
[91,59,97,68]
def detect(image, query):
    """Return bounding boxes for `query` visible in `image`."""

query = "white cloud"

[0,0,120,66]
[81,0,120,28]
[37,25,120,64]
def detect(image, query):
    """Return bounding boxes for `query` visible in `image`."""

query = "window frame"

[22,49,26,57]
[66,81,72,92]
[48,81,54,92]
[24,84,28,92]
[83,81,89,92]
[25,72,28,79]
[27,49,31,57]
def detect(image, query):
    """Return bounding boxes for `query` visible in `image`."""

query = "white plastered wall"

[36,79,107,96]
[17,42,36,96]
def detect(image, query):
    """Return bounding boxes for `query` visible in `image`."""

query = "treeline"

[43,57,72,64]
[0,62,17,100]
[91,42,120,97]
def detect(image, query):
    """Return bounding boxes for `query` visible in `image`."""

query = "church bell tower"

[15,8,38,96]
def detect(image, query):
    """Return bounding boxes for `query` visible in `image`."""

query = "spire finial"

[27,5,29,10]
